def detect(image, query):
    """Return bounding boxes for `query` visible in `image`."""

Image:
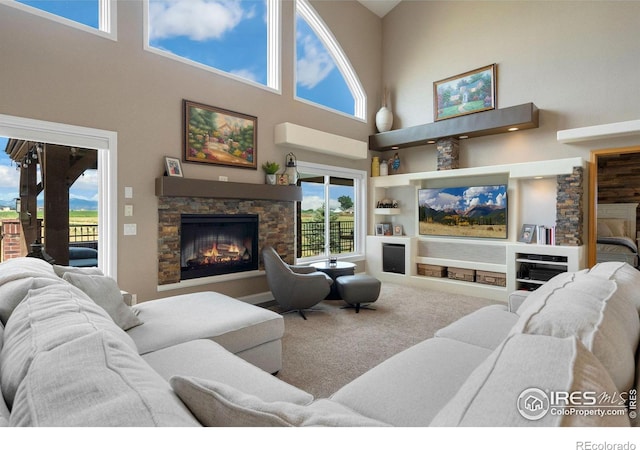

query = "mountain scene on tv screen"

[418,185,507,238]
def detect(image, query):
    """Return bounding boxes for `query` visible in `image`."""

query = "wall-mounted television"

[418,184,508,239]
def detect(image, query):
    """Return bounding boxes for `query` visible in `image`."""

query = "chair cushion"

[53,264,103,277]
[127,292,283,357]
[513,273,640,393]
[587,261,640,312]
[10,331,199,427]
[430,333,629,427]
[435,304,518,350]
[329,337,492,426]
[143,339,313,405]
[170,376,389,427]
[62,272,143,331]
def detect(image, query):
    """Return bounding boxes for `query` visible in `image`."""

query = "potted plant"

[261,161,280,185]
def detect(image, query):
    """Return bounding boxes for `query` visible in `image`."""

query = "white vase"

[376,106,393,133]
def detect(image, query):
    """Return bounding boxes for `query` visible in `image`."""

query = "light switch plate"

[124,204,133,217]
[124,187,133,199]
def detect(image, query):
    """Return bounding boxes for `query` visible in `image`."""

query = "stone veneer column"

[555,167,584,246]
[436,138,460,170]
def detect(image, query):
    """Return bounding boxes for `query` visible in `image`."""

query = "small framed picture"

[518,224,536,243]
[277,174,289,185]
[393,224,403,236]
[382,223,392,236]
[375,224,384,236]
[165,156,183,177]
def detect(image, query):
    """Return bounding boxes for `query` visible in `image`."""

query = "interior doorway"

[588,145,640,267]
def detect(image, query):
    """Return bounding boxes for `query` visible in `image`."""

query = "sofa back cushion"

[513,273,639,393]
[587,261,640,312]
[430,333,629,427]
[9,330,199,426]
[0,284,138,408]
[0,257,62,325]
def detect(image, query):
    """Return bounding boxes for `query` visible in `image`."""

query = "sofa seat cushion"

[127,292,284,357]
[0,257,64,325]
[62,272,143,331]
[435,304,517,350]
[170,376,389,427]
[0,284,137,408]
[9,330,199,426]
[329,337,492,426]
[430,333,629,427]
[143,339,313,405]
[513,273,640,393]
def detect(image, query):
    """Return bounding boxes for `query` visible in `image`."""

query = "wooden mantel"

[369,102,539,151]
[155,176,302,202]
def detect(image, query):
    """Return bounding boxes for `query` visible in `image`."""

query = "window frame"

[294,0,366,121]
[5,0,117,41]
[296,160,366,264]
[143,0,281,94]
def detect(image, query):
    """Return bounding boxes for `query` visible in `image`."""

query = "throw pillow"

[62,272,142,331]
[170,376,389,427]
[53,264,104,278]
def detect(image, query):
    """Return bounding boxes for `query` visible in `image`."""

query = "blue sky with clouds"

[418,185,507,212]
[3,1,356,204]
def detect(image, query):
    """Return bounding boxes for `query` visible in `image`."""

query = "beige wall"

[0,1,382,301]
[380,1,640,172]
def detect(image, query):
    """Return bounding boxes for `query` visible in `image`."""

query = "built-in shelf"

[369,103,539,151]
[155,176,302,201]
[374,208,401,215]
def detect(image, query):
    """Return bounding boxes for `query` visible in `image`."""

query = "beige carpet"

[273,282,500,399]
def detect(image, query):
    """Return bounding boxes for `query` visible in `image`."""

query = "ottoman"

[336,274,381,313]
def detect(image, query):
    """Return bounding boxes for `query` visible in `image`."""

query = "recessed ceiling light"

[391,146,399,150]
[508,127,519,132]
[459,135,469,139]
[427,140,436,144]
[534,176,543,180]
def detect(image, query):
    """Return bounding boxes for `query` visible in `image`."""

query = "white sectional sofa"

[0,256,638,427]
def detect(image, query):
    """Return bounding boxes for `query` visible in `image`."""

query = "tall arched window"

[295,0,366,120]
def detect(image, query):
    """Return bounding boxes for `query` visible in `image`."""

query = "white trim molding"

[274,122,367,159]
[557,119,640,143]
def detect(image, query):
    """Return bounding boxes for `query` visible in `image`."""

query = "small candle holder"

[329,257,337,266]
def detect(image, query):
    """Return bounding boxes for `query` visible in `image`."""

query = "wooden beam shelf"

[369,102,539,151]
[155,176,302,202]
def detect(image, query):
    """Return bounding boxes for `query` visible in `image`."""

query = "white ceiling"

[357,0,402,18]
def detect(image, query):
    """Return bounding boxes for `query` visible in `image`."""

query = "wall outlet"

[124,186,133,198]
[124,223,137,235]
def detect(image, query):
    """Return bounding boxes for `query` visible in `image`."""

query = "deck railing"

[300,221,354,257]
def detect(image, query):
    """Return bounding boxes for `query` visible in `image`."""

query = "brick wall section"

[158,197,296,285]
[556,166,584,246]
[1,219,24,261]
[436,138,460,170]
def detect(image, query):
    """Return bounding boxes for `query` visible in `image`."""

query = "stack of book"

[535,225,556,245]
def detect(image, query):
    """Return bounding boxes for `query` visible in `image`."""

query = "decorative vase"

[375,106,393,133]
[265,174,277,185]
[371,156,380,177]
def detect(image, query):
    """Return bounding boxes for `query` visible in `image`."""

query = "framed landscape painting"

[433,64,496,121]
[183,100,257,169]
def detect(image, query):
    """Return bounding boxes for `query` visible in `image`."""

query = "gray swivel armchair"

[262,246,333,320]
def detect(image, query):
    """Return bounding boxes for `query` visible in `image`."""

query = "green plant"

[261,161,280,174]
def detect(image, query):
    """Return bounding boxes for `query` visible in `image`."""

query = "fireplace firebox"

[180,214,259,280]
